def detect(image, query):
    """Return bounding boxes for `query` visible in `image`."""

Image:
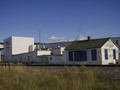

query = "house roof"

[65,38,110,51]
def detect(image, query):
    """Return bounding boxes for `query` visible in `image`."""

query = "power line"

[108,33,120,37]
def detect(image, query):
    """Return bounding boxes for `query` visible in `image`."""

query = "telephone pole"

[39,31,41,49]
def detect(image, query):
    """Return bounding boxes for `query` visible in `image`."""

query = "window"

[20,57,22,62]
[116,40,119,45]
[50,57,52,60]
[104,49,108,60]
[113,49,116,59]
[1,55,4,61]
[119,53,120,59]
[83,51,87,61]
[91,49,97,61]
[74,51,87,61]
[69,51,73,61]
[24,57,26,60]
[74,51,80,61]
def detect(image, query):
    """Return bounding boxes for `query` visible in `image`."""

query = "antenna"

[39,31,41,43]
[39,31,41,49]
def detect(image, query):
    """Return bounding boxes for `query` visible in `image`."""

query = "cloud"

[48,36,69,42]
[75,35,86,41]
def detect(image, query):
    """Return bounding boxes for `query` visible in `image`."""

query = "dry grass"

[0,66,120,90]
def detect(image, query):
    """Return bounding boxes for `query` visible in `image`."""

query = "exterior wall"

[0,51,1,62]
[40,56,49,64]
[37,50,51,56]
[12,50,51,63]
[4,37,12,61]
[40,55,64,64]
[101,40,119,65]
[63,51,67,64]
[111,37,120,48]
[52,47,65,55]
[87,48,102,65]
[65,48,102,65]
[13,52,38,63]
[4,36,34,61]
[48,55,64,64]
[0,50,4,62]
[111,37,120,59]
[11,36,34,54]
[0,44,4,48]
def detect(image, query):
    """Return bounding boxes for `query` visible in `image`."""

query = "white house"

[111,37,120,59]
[65,37,119,65]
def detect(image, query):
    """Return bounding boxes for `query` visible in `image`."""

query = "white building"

[39,47,66,64]
[40,55,64,64]
[111,37,120,59]
[4,36,51,63]
[65,38,119,65]
[3,36,119,65]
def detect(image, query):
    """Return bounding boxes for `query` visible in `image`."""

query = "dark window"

[91,49,97,61]
[104,49,108,60]
[28,56,30,61]
[1,55,4,61]
[50,57,52,60]
[20,57,22,62]
[83,51,87,61]
[69,51,73,61]
[116,40,119,45]
[74,51,87,61]
[119,53,120,59]
[113,49,116,59]
[74,51,80,61]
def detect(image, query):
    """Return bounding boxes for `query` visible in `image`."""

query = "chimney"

[87,36,91,41]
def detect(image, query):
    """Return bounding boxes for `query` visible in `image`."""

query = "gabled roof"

[65,38,110,51]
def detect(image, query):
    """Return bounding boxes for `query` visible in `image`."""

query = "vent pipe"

[87,36,91,41]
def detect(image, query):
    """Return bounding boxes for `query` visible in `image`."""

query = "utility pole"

[39,31,41,49]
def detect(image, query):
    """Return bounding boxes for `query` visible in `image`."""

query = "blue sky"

[0,0,120,42]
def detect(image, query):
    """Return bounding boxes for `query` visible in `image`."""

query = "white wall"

[13,52,38,63]
[29,45,36,52]
[48,55,64,64]
[0,44,4,48]
[0,50,4,61]
[12,50,51,63]
[11,36,34,54]
[53,47,65,55]
[0,51,1,62]
[64,50,88,65]
[4,36,34,61]
[101,40,118,65]
[86,48,102,65]
[4,37,12,61]
[40,55,64,64]
[37,50,51,56]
